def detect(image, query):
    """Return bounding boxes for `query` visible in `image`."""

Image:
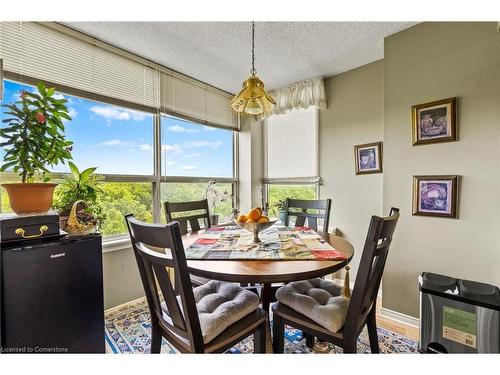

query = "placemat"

[185,225,347,261]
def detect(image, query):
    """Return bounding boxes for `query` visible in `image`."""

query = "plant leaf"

[69,161,80,181]
[80,167,97,182]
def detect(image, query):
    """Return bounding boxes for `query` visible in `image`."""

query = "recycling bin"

[419,272,500,353]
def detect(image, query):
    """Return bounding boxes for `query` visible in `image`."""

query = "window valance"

[269,76,326,116]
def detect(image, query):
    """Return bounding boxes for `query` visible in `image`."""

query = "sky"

[1,80,233,177]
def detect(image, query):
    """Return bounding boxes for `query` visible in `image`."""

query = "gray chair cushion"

[191,280,260,343]
[275,278,349,333]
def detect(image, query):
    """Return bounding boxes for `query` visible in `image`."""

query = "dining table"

[183,227,355,312]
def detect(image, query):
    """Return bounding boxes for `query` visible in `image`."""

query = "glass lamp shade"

[230,74,275,115]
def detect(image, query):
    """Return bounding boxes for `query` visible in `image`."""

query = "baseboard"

[380,307,420,328]
[105,296,146,313]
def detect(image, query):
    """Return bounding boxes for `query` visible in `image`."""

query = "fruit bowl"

[234,218,278,244]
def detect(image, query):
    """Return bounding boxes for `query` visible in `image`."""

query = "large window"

[264,107,320,211]
[0,80,155,237]
[161,115,233,178]
[159,115,237,224]
[0,22,239,240]
[0,80,237,238]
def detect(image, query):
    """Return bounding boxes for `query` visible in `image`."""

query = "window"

[1,80,155,236]
[1,80,237,236]
[264,107,319,210]
[160,115,237,223]
[161,115,233,178]
[267,184,317,215]
[160,182,234,223]
[1,22,240,239]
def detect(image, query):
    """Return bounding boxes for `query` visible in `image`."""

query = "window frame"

[0,78,239,241]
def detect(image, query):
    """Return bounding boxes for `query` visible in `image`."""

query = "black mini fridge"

[1,234,105,353]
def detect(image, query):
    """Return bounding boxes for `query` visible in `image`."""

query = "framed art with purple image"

[412,175,459,218]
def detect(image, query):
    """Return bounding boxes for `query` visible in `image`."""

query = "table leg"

[260,283,274,353]
[261,283,272,312]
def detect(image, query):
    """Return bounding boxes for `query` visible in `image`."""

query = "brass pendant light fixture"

[231,22,275,115]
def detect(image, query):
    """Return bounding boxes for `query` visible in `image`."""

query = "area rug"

[105,298,418,354]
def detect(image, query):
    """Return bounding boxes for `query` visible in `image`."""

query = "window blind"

[0,21,238,130]
[266,107,318,179]
[160,71,239,130]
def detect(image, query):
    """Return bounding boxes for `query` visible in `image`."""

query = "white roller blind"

[266,107,318,179]
[160,71,238,130]
[0,21,237,129]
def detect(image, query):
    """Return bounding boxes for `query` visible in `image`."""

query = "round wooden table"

[186,232,354,311]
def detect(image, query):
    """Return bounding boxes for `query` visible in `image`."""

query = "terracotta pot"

[1,183,58,214]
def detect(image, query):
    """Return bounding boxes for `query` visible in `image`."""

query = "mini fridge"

[1,234,105,353]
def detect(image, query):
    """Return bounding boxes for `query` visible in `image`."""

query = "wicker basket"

[65,200,97,235]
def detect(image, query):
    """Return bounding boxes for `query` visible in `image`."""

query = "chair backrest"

[344,207,400,335]
[164,199,211,236]
[284,198,332,232]
[125,214,204,352]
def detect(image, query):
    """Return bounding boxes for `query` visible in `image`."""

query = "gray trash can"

[419,272,500,353]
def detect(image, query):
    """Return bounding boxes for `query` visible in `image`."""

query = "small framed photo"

[354,142,382,175]
[412,175,459,218]
[412,97,457,145]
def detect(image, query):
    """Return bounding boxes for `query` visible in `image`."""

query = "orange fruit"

[247,208,261,221]
[253,207,263,215]
[257,216,269,224]
[246,219,257,224]
[237,214,248,222]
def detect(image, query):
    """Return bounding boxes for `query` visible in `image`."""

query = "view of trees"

[1,182,315,236]
[267,184,317,215]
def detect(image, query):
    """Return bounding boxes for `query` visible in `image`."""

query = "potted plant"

[53,162,105,233]
[273,199,287,223]
[204,178,230,226]
[0,82,73,214]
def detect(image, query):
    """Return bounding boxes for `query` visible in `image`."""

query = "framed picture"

[412,175,459,218]
[354,142,382,175]
[412,97,457,145]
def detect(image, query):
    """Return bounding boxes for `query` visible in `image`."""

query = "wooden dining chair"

[164,199,214,287]
[284,198,332,233]
[125,214,267,354]
[164,199,211,236]
[272,208,400,354]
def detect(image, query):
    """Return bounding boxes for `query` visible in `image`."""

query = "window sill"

[102,235,132,254]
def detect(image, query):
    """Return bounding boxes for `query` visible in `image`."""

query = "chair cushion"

[275,278,349,333]
[192,280,260,344]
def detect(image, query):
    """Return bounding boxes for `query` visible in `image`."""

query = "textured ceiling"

[64,22,417,94]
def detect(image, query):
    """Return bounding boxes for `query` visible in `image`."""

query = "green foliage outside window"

[267,184,317,216]
[161,182,233,223]
[96,183,153,236]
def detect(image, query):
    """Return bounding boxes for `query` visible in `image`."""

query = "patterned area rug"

[105,298,418,354]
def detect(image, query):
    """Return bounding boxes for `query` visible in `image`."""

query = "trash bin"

[419,272,500,353]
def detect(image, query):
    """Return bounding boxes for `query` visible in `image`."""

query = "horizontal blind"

[266,107,318,179]
[0,21,238,129]
[160,71,239,130]
[0,22,158,112]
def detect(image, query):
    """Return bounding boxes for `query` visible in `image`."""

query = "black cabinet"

[1,234,105,353]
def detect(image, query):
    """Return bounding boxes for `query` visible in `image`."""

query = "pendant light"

[230,22,275,115]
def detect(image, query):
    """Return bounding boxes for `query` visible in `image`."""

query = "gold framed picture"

[354,141,382,175]
[412,97,457,146]
[412,175,459,218]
